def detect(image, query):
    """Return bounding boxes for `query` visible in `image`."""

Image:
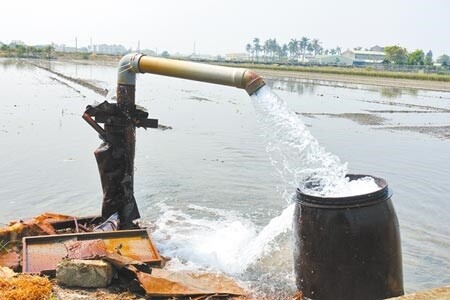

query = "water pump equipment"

[83,53,265,228]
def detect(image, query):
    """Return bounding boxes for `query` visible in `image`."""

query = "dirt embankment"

[30,62,109,96]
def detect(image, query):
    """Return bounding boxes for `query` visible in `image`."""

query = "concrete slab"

[56,259,114,288]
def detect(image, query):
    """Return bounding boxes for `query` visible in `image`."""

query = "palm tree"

[288,39,299,61]
[270,39,280,62]
[299,37,309,61]
[281,44,288,62]
[263,39,271,62]
[246,43,253,62]
[311,39,322,56]
[253,38,261,62]
[336,46,342,55]
[307,42,314,55]
[330,48,337,55]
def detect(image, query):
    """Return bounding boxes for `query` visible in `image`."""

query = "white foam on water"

[330,175,380,197]
[152,202,295,275]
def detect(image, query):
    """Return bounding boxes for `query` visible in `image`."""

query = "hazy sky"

[1,0,449,57]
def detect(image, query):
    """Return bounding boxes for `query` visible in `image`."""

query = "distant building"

[96,44,128,55]
[301,53,315,63]
[225,53,250,61]
[309,55,354,66]
[189,53,215,61]
[342,49,385,65]
[370,45,384,52]
[54,44,88,53]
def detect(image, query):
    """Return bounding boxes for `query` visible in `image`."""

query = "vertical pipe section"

[105,53,142,227]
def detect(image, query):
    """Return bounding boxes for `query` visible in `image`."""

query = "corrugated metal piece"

[135,269,246,297]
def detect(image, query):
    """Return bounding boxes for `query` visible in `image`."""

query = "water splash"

[152,202,294,275]
[251,85,378,197]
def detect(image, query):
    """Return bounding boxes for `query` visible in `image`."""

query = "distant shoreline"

[252,68,450,93]
[216,62,450,92]
[56,57,450,92]
[3,52,450,92]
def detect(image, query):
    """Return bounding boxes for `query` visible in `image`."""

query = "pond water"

[0,58,449,297]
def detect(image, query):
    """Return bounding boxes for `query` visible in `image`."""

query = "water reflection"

[265,75,422,99]
[1,58,34,70]
[379,87,418,98]
[266,79,316,95]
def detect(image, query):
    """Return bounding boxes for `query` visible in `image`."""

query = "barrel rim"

[296,174,392,208]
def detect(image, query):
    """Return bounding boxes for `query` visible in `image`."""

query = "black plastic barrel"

[293,174,404,300]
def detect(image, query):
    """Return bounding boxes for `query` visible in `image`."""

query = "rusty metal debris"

[1,213,249,299]
[0,213,74,242]
[65,239,108,260]
[0,213,87,271]
[133,268,246,297]
[0,251,20,270]
[22,229,162,274]
[104,251,151,271]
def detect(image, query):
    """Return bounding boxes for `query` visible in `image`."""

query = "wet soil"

[298,112,387,126]
[376,125,450,140]
[29,62,109,96]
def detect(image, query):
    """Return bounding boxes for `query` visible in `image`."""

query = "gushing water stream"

[251,85,379,197]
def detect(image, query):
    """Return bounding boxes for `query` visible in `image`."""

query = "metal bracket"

[83,101,158,142]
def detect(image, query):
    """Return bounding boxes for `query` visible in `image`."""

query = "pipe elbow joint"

[117,53,144,85]
[242,70,265,95]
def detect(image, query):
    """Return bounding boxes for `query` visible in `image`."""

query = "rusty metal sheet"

[135,269,246,297]
[66,239,107,260]
[0,213,75,242]
[104,252,147,270]
[0,252,21,270]
[23,229,162,274]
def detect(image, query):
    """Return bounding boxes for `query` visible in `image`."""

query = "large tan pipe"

[117,53,265,95]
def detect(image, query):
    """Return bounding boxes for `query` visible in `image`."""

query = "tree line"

[245,37,341,63]
[384,46,449,66]
[0,43,54,59]
[245,38,450,66]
